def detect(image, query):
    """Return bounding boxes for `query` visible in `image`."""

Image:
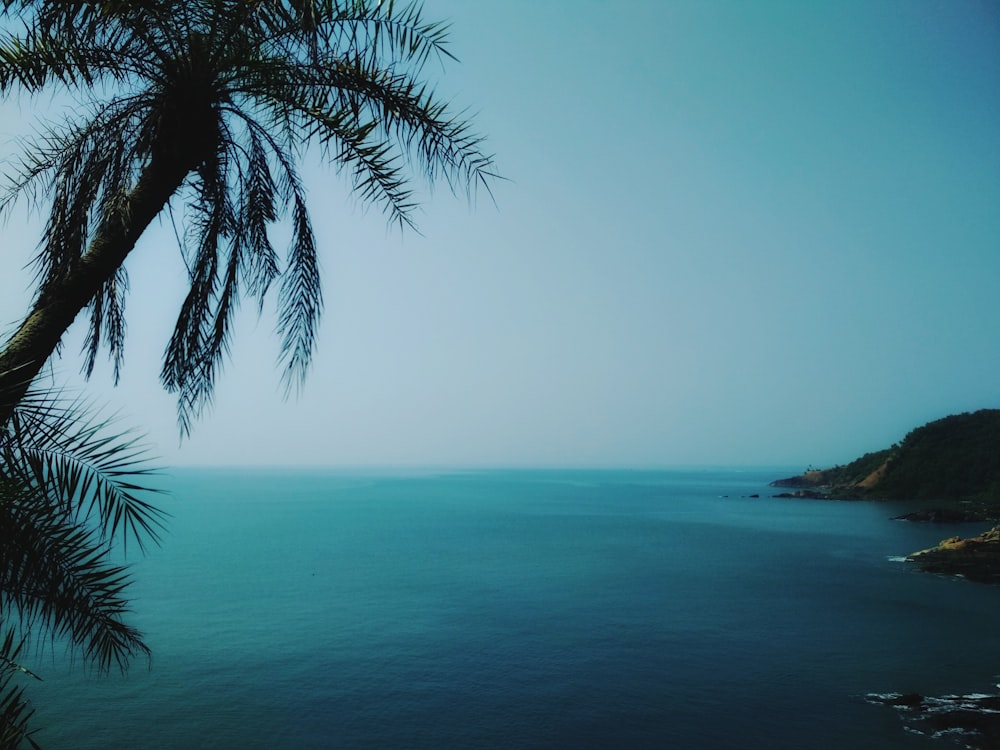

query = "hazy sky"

[1,0,998,468]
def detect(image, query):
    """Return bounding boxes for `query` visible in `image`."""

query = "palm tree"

[0,383,165,748]
[0,0,496,432]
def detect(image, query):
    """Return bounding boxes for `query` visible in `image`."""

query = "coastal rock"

[892,508,987,523]
[772,489,829,500]
[769,473,823,489]
[906,525,1000,583]
[867,690,1000,749]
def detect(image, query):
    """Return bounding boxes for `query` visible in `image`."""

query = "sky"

[1,0,999,469]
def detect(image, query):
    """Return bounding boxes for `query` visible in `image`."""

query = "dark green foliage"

[780,410,1000,504]
[0,387,164,747]
[812,448,897,488]
[0,631,40,750]
[873,410,1000,502]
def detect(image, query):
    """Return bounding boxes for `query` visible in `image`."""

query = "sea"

[24,468,1000,749]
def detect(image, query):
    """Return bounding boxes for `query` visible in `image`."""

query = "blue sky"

[1,0,998,468]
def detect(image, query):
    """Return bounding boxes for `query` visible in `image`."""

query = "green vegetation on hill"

[774,409,1000,505]
[807,448,897,488]
[876,410,1000,501]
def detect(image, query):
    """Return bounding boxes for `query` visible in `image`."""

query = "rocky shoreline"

[905,526,1000,584]
[867,690,1000,750]
[769,477,1000,746]
[768,488,1000,583]
[769,411,1000,747]
[770,468,1000,583]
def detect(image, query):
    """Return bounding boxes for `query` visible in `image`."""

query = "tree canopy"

[0,0,496,431]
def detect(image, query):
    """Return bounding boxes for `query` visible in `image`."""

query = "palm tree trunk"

[0,145,197,425]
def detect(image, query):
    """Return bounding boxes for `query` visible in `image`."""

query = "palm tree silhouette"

[0,0,496,432]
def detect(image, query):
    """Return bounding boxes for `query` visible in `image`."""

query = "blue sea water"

[25,469,1000,749]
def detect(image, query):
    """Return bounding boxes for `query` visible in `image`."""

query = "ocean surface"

[25,468,1000,749]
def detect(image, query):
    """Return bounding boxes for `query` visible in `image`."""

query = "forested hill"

[772,409,1000,503]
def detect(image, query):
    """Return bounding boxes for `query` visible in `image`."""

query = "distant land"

[772,409,1000,586]
[772,409,1000,509]
[808,411,1000,741]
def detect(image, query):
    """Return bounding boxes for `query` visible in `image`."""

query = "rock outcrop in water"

[906,526,1000,584]
[772,410,1000,583]
[792,412,1000,747]
[892,508,988,523]
[867,690,1000,749]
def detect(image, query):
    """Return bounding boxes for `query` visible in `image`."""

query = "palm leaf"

[0,630,40,750]
[3,388,167,553]
[0,382,161,745]
[0,0,497,431]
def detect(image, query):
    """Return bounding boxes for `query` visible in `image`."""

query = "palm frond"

[0,478,151,673]
[0,630,40,750]
[262,0,456,70]
[0,26,133,91]
[277,191,321,393]
[0,380,163,684]
[160,139,236,435]
[0,0,497,433]
[238,125,280,303]
[310,108,417,228]
[80,264,129,384]
[3,389,167,553]
[3,99,145,299]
